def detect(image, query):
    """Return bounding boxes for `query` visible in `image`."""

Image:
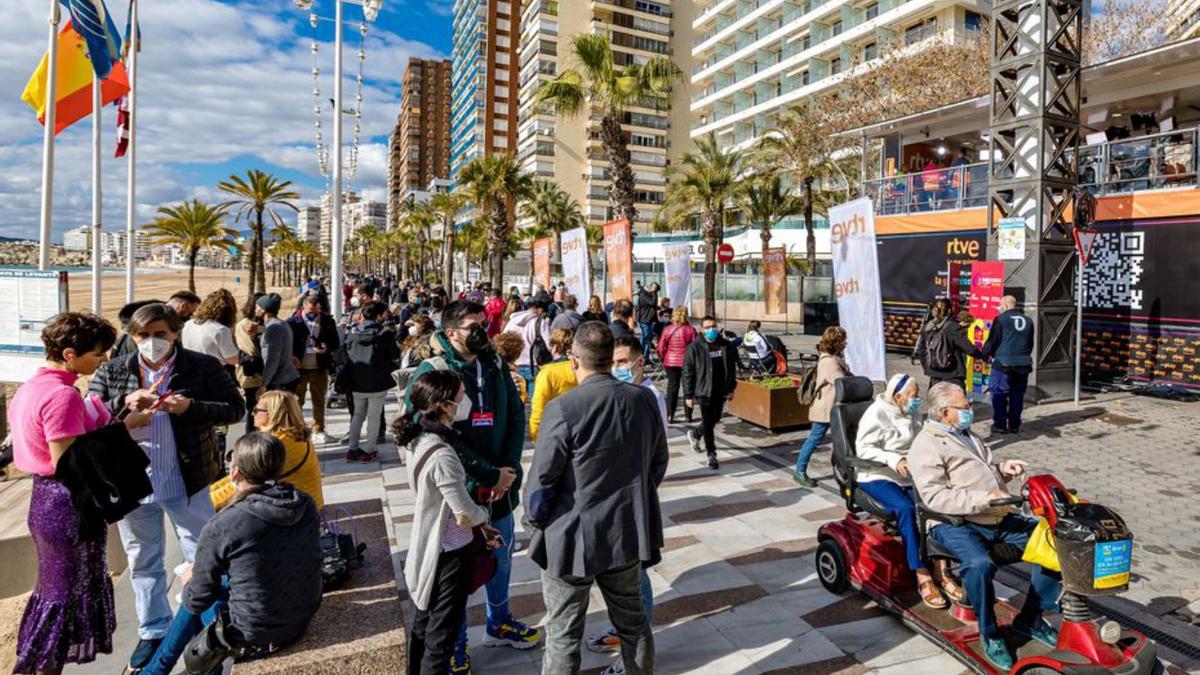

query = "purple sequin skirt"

[12,476,116,674]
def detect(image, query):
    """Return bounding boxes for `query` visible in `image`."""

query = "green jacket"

[403,332,526,521]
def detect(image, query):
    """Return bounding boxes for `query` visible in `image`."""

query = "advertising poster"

[877,230,985,350]
[828,198,887,382]
[533,237,552,292]
[997,217,1026,260]
[603,218,634,301]
[965,261,1005,395]
[559,227,591,302]
[763,247,787,315]
[0,270,70,354]
[663,242,692,309]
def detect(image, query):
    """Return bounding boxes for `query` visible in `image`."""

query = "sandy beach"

[67,267,302,325]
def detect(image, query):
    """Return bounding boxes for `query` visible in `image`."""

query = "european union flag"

[62,0,123,80]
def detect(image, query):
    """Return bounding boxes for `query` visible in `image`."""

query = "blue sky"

[0,0,451,242]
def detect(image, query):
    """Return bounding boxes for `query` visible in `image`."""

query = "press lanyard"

[474,360,486,411]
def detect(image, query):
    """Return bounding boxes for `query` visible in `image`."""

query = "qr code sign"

[1083,232,1145,310]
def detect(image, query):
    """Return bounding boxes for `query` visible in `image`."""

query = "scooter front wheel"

[816,539,850,594]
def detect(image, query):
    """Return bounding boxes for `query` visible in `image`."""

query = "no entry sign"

[716,243,734,263]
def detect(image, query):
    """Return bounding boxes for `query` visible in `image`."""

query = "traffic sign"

[1073,228,1099,266]
[716,243,734,263]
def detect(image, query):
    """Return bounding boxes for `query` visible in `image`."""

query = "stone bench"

[233,497,407,674]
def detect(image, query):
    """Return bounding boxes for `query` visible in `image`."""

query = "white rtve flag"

[559,227,591,303]
[828,197,887,382]
[663,242,692,309]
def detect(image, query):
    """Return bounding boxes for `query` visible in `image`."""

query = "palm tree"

[521,179,586,264]
[753,102,845,267]
[429,191,468,291]
[456,217,487,289]
[217,170,300,299]
[144,200,237,293]
[535,33,679,225]
[657,133,746,317]
[742,174,804,255]
[457,153,534,288]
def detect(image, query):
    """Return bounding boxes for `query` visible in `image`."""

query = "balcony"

[862,128,1200,215]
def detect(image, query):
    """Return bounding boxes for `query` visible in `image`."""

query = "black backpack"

[529,317,552,367]
[922,322,955,371]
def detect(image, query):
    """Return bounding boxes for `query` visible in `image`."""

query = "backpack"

[529,317,552,367]
[393,355,449,407]
[922,322,955,372]
[797,364,820,405]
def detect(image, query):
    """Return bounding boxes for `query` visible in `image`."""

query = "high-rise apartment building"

[1168,0,1200,39]
[516,0,694,232]
[63,225,91,251]
[689,0,987,151]
[451,0,522,180]
[296,207,322,244]
[320,192,360,256]
[388,58,452,228]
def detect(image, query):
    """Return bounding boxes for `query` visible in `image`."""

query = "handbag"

[411,443,497,592]
[1021,517,1061,572]
[184,606,234,673]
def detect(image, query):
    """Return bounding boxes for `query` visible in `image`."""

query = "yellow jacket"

[529,360,577,442]
[276,433,325,512]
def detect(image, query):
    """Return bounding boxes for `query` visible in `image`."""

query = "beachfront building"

[389,58,452,230]
[345,199,389,240]
[99,230,150,265]
[1169,0,1200,39]
[296,207,322,245]
[516,0,695,232]
[319,192,360,256]
[62,225,91,252]
[688,0,987,153]
[450,0,521,180]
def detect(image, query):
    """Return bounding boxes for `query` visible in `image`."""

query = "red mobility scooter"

[813,377,1162,674]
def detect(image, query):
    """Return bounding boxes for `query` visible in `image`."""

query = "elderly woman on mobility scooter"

[908,382,1061,671]
[854,373,947,610]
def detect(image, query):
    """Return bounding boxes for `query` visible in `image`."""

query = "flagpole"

[330,0,345,321]
[125,0,137,302]
[92,76,102,313]
[38,0,62,271]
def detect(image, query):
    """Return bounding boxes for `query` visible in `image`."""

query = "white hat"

[885,373,916,400]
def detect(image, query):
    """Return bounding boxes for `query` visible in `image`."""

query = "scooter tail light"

[1099,620,1121,644]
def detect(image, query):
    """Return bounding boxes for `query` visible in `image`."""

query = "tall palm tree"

[144,200,237,293]
[521,179,586,264]
[403,204,437,280]
[753,101,845,267]
[657,133,746,317]
[535,33,679,225]
[457,153,534,288]
[742,174,804,255]
[456,217,487,289]
[429,191,468,291]
[217,170,300,299]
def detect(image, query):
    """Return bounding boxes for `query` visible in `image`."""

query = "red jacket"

[484,297,506,337]
[657,323,698,368]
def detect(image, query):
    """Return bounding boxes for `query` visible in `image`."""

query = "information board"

[0,270,69,354]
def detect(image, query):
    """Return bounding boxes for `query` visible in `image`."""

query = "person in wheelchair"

[854,374,945,610]
[908,382,1061,670]
[741,321,776,373]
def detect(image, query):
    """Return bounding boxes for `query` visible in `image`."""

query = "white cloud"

[0,0,442,240]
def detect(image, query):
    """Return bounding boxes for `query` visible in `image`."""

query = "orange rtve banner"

[603,218,633,301]
[533,237,552,292]
[763,247,787,315]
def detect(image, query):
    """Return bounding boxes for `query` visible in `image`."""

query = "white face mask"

[453,395,472,423]
[137,337,172,363]
[350,297,361,308]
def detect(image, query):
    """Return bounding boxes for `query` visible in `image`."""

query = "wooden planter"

[727,376,812,431]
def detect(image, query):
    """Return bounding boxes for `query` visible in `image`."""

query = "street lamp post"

[295,0,379,321]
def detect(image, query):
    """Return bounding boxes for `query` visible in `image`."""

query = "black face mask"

[463,325,490,355]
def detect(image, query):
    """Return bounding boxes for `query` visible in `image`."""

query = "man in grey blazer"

[524,321,669,675]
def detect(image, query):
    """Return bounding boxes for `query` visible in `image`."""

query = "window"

[863,42,877,61]
[830,57,841,75]
[905,18,938,45]
[831,20,843,36]
[964,11,983,31]
[865,2,879,20]
[801,70,810,85]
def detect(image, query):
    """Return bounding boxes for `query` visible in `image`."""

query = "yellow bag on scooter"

[1021,517,1060,572]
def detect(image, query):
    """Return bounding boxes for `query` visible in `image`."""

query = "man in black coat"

[919,300,983,389]
[982,295,1034,434]
[682,315,739,470]
[88,302,245,668]
[288,293,341,444]
[635,282,660,361]
[525,322,667,674]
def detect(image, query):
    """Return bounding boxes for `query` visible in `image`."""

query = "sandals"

[931,560,967,604]
[918,578,948,609]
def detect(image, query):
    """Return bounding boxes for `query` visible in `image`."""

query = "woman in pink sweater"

[657,306,699,423]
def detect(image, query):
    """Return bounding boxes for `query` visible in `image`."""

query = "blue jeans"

[457,512,516,646]
[930,514,1061,639]
[142,582,229,675]
[117,493,214,638]
[989,367,1028,431]
[794,422,830,474]
[639,322,657,360]
[857,481,924,571]
[517,365,537,400]
[640,569,653,622]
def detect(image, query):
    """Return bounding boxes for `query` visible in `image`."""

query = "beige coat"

[807,353,850,423]
[908,421,1011,530]
[234,318,264,389]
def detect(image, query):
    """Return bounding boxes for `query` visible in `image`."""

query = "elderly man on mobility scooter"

[908,382,1061,670]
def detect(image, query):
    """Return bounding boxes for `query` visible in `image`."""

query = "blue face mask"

[955,408,974,431]
[904,397,921,415]
[612,366,635,383]
[704,328,720,341]
[304,312,320,321]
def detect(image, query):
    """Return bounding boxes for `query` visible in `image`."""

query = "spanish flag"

[21,20,130,135]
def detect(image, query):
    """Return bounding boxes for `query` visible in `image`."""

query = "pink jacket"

[657,323,698,368]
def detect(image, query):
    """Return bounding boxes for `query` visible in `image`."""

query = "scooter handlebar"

[988,496,1026,507]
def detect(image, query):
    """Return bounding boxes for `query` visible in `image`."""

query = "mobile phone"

[147,390,174,411]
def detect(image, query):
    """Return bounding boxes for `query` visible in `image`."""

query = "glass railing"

[863,128,1200,215]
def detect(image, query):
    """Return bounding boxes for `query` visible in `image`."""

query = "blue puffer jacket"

[982,309,1034,370]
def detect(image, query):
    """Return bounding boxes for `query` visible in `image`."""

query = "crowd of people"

[6,266,1045,675]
